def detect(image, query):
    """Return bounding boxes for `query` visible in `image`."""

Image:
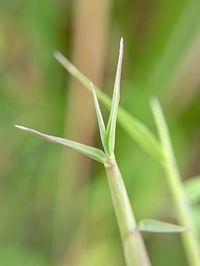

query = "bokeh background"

[1,0,200,265]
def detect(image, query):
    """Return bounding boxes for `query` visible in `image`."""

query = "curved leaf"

[15,125,106,163]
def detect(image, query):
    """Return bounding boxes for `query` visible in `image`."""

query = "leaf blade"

[150,97,174,160]
[15,125,106,163]
[106,38,123,154]
[138,219,188,233]
[90,82,107,153]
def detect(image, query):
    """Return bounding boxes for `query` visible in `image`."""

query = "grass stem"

[104,155,151,266]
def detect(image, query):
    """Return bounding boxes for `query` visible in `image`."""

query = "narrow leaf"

[150,97,174,161]
[184,176,200,203]
[15,125,106,163]
[90,82,108,153]
[138,219,188,233]
[106,38,123,154]
[54,50,163,162]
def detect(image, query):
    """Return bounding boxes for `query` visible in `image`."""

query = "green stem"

[152,99,200,266]
[104,155,151,266]
[163,156,200,266]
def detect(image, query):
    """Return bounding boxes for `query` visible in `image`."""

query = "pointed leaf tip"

[138,219,189,233]
[53,50,59,58]
[54,50,63,62]
[15,125,106,163]
[150,97,160,112]
[90,81,94,90]
[15,125,30,131]
[120,37,123,51]
[53,51,71,69]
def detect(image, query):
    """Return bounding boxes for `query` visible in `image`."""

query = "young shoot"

[16,39,188,266]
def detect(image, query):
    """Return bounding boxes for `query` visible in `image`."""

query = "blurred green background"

[1,0,200,265]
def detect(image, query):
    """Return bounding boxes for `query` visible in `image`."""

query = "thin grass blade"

[150,97,174,160]
[138,219,188,233]
[106,38,123,154]
[90,82,108,153]
[15,125,105,163]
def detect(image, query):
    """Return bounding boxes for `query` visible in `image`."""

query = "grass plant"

[16,39,189,266]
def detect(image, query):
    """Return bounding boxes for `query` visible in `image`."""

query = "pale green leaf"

[138,219,188,233]
[106,38,123,154]
[184,176,200,203]
[54,50,163,162]
[90,82,108,154]
[150,97,174,161]
[15,125,105,163]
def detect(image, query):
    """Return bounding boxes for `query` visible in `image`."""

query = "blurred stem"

[151,99,200,266]
[104,155,151,266]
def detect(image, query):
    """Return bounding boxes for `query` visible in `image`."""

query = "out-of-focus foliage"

[0,0,200,265]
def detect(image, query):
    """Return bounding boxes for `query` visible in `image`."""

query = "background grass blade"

[150,98,200,266]
[15,125,106,163]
